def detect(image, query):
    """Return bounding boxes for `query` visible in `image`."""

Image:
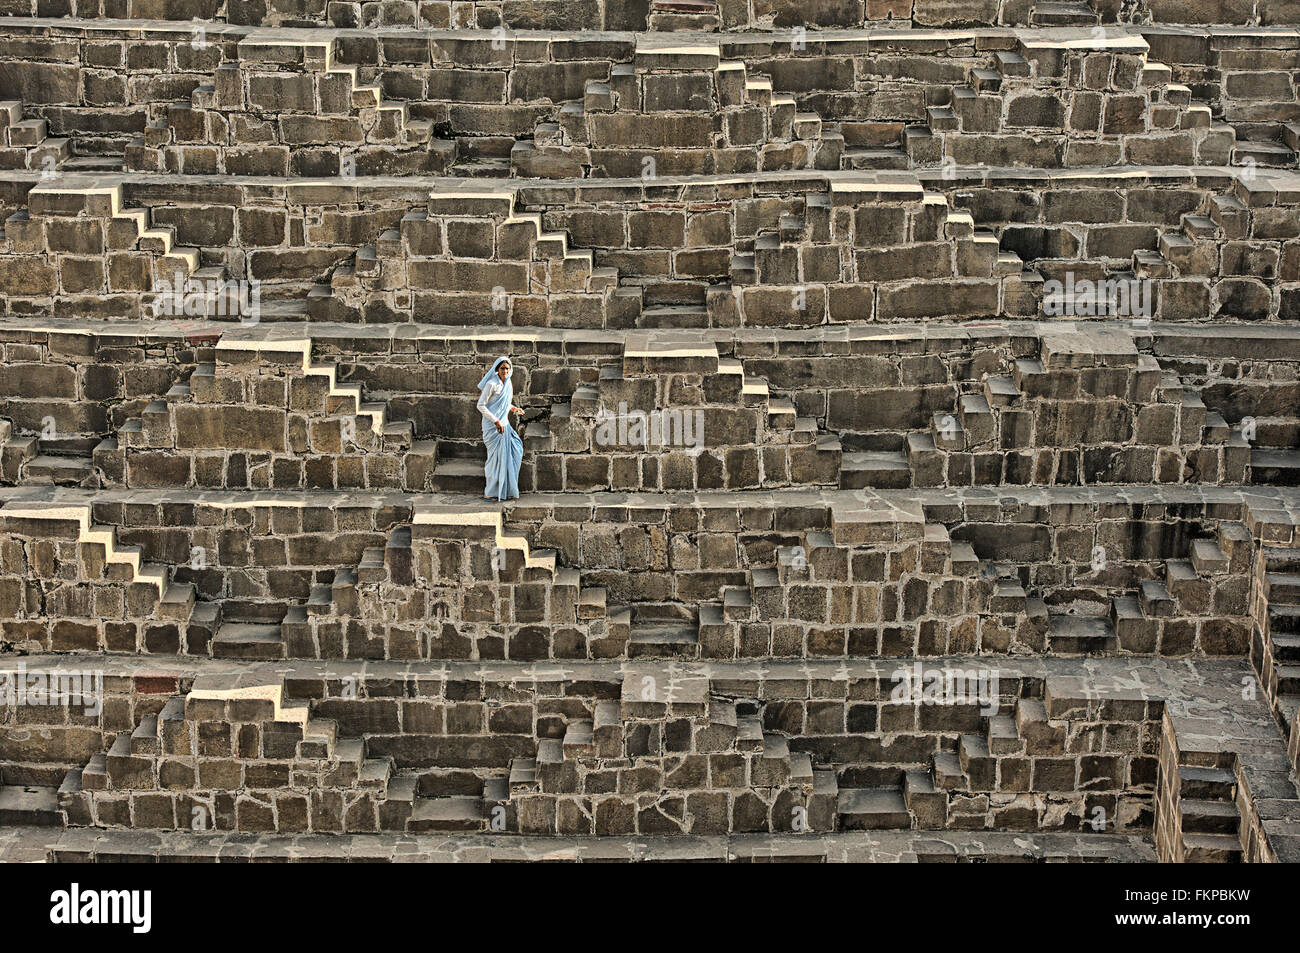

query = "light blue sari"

[478,356,522,501]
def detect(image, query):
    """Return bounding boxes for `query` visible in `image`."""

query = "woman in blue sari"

[476,356,524,501]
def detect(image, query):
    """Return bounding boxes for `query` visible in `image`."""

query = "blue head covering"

[478,356,512,391]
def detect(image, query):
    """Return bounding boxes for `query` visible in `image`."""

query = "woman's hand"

[495,419,505,434]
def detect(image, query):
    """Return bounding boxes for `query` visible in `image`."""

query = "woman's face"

[497,361,510,381]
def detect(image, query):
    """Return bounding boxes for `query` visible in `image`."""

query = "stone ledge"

[0,649,1271,699]
[2,318,1300,361]
[2,480,1297,509]
[15,826,1158,862]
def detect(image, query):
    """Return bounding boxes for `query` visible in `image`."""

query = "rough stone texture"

[1,10,1299,863]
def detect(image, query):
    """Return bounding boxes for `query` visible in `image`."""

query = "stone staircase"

[647,0,721,31]
[245,508,577,661]
[126,36,450,177]
[511,41,842,178]
[900,334,1251,488]
[520,330,841,492]
[728,178,1017,328]
[0,424,102,488]
[1173,760,1243,862]
[102,336,434,491]
[501,670,828,834]
[0,99,71,172]
[0,501,197,653]
[0,181,226,319]
[401,774,510,833]
[1043,521,1253,658]
[304,188,637,327]
[59,674,397,832]
[1261,547,1300,728]
[901,35,1290,171]
[1155,717,1247,864]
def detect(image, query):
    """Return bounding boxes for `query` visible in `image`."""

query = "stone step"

[1189,538,1228,574]
[1265,547,1300,573]
[931,751,967,791]
[1030,0,1097,24]
[1181,832,1243,862]
[1180,798,1240,836]
[448,157,510,178]
[561,719,594,759]
[986,714,1022,755]
[958,733,993,789]
[1274,664,1300,695]
[925,105,957,131]
[536,738,563,767]
[627,619,699,657]
[508,758,537,793]
[1270,606,1300,638]
[1013,358,1046,391]
[22,454,95,486]
[1139,578,1175,617]
[158,581,195,620]
[578,586,607,619]
[0,784,61,826]
[1266,573,1300,605]
[1014,698,1064,754]
[1136,244,1174,277]
[991,578,1026,611]
[432,457,484,494]
[358,758,391,791]
[408,796,485,833]
[839,450,910,489]
[129,714,159,756]
[836,787,910,830]
[298,718,338,759]
[736,714,764,750]
[1232,139,1295,168]
[930,411,963,451]
[211,621,285,660]
[841,146,909,170]
[638,305,707,328]
[949,541,979,576]
[1251,448,1300,486]
[1269,629,1300,671]
[1178,765,1236,801]
[983,375,1020,408]
[788,751,814,788]
[722,585,753,622]
[901,769,946,828]
[1047,614,1117,654]
[994,50,1030,77]
[357,546,386,583]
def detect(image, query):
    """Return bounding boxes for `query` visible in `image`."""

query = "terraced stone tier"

[1,652,1295,855]
[2,22,1298,177]
[4,166,1297,325]
[2,5,1300,869]
[0,319,1296,493]
[0,483,1290,665]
